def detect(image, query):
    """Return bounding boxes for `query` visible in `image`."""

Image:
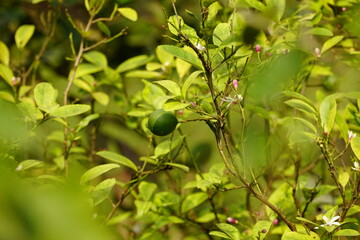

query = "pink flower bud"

[273,219,279,225]
[323,131,328,136]
[232,79,238,90]
[255,44,261,53]
[190,102,197,108]
[342,7,347,12]
[255,212,260,216]
[178,110,183,115]
[261,229,267,233]
[227,217,238,224]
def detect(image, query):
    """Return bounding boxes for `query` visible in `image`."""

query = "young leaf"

[333,229,360,237]
[116,55,152,73]
[339,172,349,188]
[285,99,317,116]
[281,232,313,240]
[0,63,14,86]
[96,151,138,172]
[163,101,190,111]
[76,113,100,133]
[96,21,111,37]
[92,91,109,106]
[182,70,202,98]
[164,162,189,172]
[15,24,35,48]
[154,80,181,96]
[209,231,231,239]
[216,223,241,240]
[265,0,286,21]
[91,178,116,206]
[181,192,208,213]
[213,23,231,46]
[74,63,103,78]
[304,28,333,36]
[51,104,90,117]
[34,82,58,112]
[321,36,344,54]
[0,41,10,66]
[320,95,337,134]
[351,137,360,160]
[139,181,157,201]
[80,163,120,184]
[16,159,42,171]
[154,136,184,157]
[117,7,138,21]
[83,51,108,69]
[158,45,203,70]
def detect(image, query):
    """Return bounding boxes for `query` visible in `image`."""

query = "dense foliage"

[0,0,360,239]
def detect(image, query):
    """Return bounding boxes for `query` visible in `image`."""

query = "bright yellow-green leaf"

[118,8,138,21]
[0,41,10,66]
[321,36,344,54]
[15,24,35,48]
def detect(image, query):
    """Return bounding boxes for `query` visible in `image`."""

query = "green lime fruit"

[147,109,178,136]
[323,75,339,91]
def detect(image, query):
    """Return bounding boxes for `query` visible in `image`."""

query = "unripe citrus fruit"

[147,109,178,136]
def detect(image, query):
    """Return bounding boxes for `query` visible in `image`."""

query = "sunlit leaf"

[181,192,208,213]
[80,163,120,184]
[96,151,138,172]
[320,95,337,133]
[139,181,157,201]
[0,41,10,66]
[321,36,344,54]
[15,24,35,48]
[158,45,203,70]
[118,7,138,21]
[51,104,90,117]
[304,27,333,36]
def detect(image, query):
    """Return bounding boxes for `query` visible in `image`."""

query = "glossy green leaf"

[51,104,90,117]
[158,45,203,70]
[281,232,313,240]
[333,229,360,237]
[196,212,215,223]
[125,70,161,79]
[96,151,138,172]
[91,178,116,206]
[304,27,333,36]
[351,137,360,160]
[265,0,286,21]
[0,41,10,66]
[106,212,131,226]
[34,82,59,113]
[139,181,157,201]
[213,23,231,46]
[16,159,42,171]
[244,0,266,11]
[80,163,120,184]
[154,136,184,157]
[321,36,344,54]
[163,101,190,111]
[154,80,181,96]
[206,2,222,24]
[116,55,152,73]
[285,99,317,116]
[217,223,240,240]
[83,51,107,69]
[182,70,202,98]
[15,24,35,48]
[320,95,337,134]
[181,192,208,213]
[0,63,14,86]
[209,231,231,239]
[164,162,189,172]
[92,92,109,106]
[117,7,138,21]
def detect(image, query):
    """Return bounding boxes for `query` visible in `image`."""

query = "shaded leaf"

[164,162,189,172]
[351,137,360,160]
[182,70,202,98]
[91,178,116,206]
[116,55,152,73]
[333,229,360,237]
[92,92,109,106]
[304,28,333,36]
[158,45,203,70]
[83,51,107,68]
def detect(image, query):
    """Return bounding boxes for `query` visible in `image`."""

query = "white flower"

[348,130,356,141]
[195,43,206,51]
[15,164,22,171]
[320,215,340,227]
[352,161,360,172]
[221,95,243,109]
[315,48,321,57]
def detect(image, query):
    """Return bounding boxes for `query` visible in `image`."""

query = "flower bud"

[227,217,238,224]
[315,48,321,57]
[232,79,238,90]
[255,44,261,52]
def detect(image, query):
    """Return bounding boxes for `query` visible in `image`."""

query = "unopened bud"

[195,43,206,51]
[315,48,321,57]
[227,217,238,224]
[273,219,279,225]
[255,44,261,53]
[232,79,238,90]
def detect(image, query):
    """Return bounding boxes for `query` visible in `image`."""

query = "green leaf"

[163,101,190,111]
[333,229,360,237]
[96,151,138,172]
[0,91,15,103]
[125,70,161,79]
[283,91,316,108]
[106,212,131,226]
[265,0,286,21]
[91,178,116,206]
[196,212,215,223]
[335,113,349,143]
[0,63,14,86]
[320,95,337,134]
[209,231,231,239]
[164,162,189,172]
[117,7,138,21]
[154,136,184,157]
[244,0,266,11]
[116,55,152,73]
[285,99,317,116]
[154,80,181,96]
[158,45,203,70]
[17,101,39,122]
[181,192,208,213]
[154,192,180,207]
[92,91,109,106]
[339,172,349,188]
[139,181,157,201]
[15,24,35,48]
[76,113,100,133]
[83,51,107,69]
[135,200,152,216]
[213,23,231,46]
[96,21,111,37]
[206,2,222,24]
[216,223,240,240]
[0,41,10,66]
[74,63,103,78]
[304,28,333,36]
[80,163,120,184]
[296,217,317,226]
[351,137,360,160]
[34,82,59,113]
[281,232,313,240]
[321,36,344,54]
[182,70,202,98]
[51,104,90,117]
[16,159,42,171]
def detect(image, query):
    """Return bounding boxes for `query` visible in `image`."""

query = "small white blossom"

[15,164,22,171]
[352,161,360,172]
[195,43,206,51]
[221,95,243,109]
[320,215,340,227]
[315,48,321,57]
[348,130,356,141]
